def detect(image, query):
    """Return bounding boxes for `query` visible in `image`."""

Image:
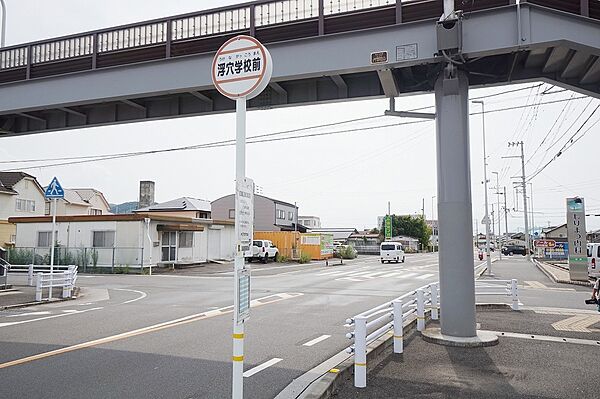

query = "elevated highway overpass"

[0,0,598,137]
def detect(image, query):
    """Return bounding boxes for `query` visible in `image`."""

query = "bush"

[275,253,289,263]
[298,252,312,264]
[340,246,357,259]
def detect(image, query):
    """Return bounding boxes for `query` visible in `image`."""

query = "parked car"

[247,240,279,263]
[501,245,527,256]
[380,242,405,264]
[587,243,600,277]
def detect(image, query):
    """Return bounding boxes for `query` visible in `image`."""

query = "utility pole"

[473,100,492,275]
[507,141,530,261]
[0,0,6,47]
[503,186,509,246]
[492,171,502,260]
[529,182,535,239]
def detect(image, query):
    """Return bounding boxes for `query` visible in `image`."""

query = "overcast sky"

[1,0,599,233]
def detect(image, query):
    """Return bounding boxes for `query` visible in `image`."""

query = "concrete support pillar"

[435,69,476,338]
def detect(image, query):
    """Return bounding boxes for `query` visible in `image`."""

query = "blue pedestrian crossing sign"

[45,177,65,199]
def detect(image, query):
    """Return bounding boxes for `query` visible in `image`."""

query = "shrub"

[340,246,357,259]
[276,253,289,263]
[298,252,311,264]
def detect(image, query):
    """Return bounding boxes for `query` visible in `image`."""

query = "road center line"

[243,358,283,378]
[303,335,331,347]
[0,293,303,370]
[0,307,103,328]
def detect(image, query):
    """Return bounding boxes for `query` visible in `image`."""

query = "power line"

[1,94,590,172]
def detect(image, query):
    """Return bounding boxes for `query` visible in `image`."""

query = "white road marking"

[415,273,435,280]
[0,307,103,328]
[6,311,51,318]
[360,271,391,278]
[303,335,331,347]
[335,277,364,282]
[113,288,148,304]
[0,291,19,297]
[380,272,405,278]
[393,272,418,278]
[243,358,283,378]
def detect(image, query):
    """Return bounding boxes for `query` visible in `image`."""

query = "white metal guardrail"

[345,278,518,388]
[34,265,78,301]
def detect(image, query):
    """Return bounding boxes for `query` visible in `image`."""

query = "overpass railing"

[345,279,518,388]
[0,0,529,83]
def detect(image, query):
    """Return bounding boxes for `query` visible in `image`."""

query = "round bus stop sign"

[212,35,273,100]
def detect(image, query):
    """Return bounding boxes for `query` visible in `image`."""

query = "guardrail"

[0,258,9,289]
[35,265,78,301]
[345,278,518,388]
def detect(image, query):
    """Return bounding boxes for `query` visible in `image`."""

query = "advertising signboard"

[385,215,392,240]
[566,197,588,281]
[235,177,254,258]
[320,234,334,256]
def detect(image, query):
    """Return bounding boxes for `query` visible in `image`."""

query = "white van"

[587,243,600,277]
[380,242,405,264]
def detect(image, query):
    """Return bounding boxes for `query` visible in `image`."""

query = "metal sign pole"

[49,197,57,300]
[232,97,246,399]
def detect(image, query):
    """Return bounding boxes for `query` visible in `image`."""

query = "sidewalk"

[323,259,600,399]
[534,260,594,287]
[0,285,64,309]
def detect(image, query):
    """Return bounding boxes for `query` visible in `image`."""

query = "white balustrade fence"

[345,278,519,388]
[34,265,78,301]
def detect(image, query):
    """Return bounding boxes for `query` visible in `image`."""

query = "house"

[310,228,358,242]
[390,235,420,252]
[49,188,112,216]
[542,224,568,242]
[0,172,46,247]
[134,197,211,219]
[348,233,381,247]
[211,194,302,232]
[8,213,235,269]
[299,216,321,230]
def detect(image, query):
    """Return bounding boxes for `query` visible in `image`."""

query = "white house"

[0,172,46,247]
[299,216,321,229]
[8,213,235,270]
[47,188,112,216]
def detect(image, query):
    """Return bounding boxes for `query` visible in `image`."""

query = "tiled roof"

[0,172,39,195]
[135,197,211,212]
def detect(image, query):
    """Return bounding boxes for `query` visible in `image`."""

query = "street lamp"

[0,0,6,47]
[431,195,437,252]
[472,99,492,276]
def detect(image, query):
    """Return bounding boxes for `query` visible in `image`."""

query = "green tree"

[380,215,432,249]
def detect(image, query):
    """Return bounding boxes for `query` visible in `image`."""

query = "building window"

[197,211,210,219]
[9,234,16,243]
[37,231,53,247]
[16,199,36,212]
[277,210,285,219]
[89,209,102,215]
[229,209,235,219]
[45,202,51,215]
[179,232,193,248]
[92,231,115,248]
[288,212,293,221]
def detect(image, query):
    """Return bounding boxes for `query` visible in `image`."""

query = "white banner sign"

[236,177,254,258]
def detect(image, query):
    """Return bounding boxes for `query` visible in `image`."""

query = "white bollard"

[28,264,34,286]
[431,283,439,320]
[354,316,368,388]
[393,299,403,354]
[62,271,69,298]
[35,273,42,301]
[416,289,425,331]
[511,279,519,310]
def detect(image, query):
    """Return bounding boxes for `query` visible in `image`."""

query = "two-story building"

[49,188,112,216]
[211,194,302,232]
[0,172,46,247]
[299,216,321,230]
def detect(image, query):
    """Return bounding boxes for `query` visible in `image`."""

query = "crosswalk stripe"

[415,273,435,280]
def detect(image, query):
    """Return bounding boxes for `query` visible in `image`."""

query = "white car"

[587,243,600,277]
[248,240,279,263]
[380,242,405,264]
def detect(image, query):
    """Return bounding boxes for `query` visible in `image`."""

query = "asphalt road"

[0,253,486,399]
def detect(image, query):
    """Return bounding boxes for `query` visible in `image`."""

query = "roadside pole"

[44,177,64,301]
[212,35,272,399]
[492,171,502,260]
[49,198,57,299]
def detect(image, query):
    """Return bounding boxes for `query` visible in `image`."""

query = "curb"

[297,303,512,399]
[0,286,79,311]
[533,259,593,287]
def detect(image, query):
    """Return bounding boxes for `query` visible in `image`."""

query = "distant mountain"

[110,201,139,214]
